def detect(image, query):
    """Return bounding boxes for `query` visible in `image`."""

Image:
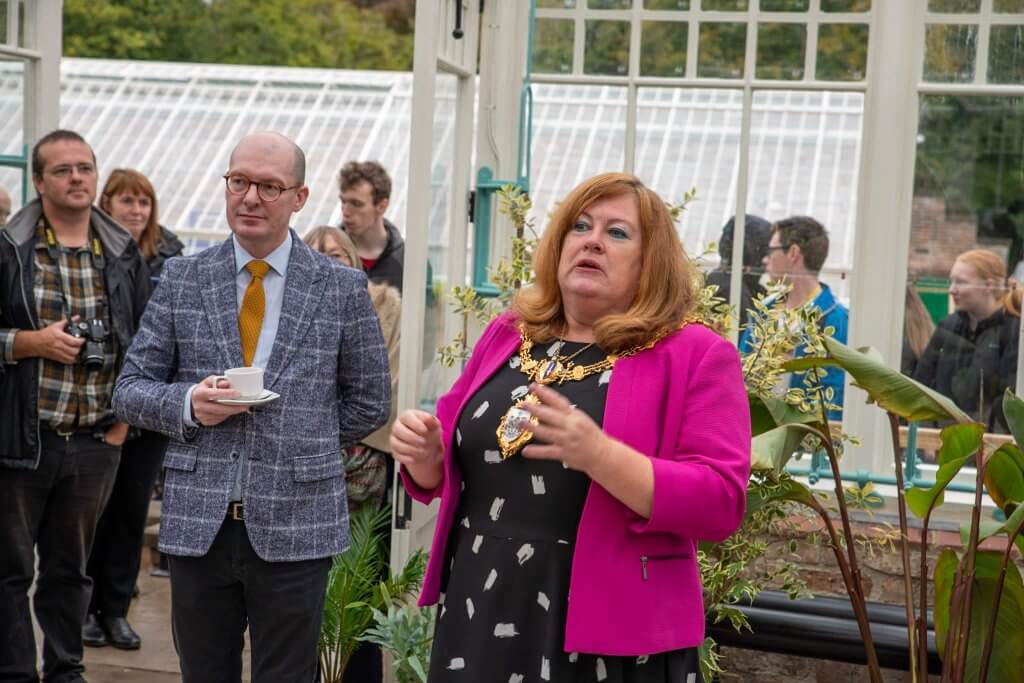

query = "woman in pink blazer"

[392,173,751,683]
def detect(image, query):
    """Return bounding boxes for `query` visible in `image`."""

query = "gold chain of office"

[495,316,704,459]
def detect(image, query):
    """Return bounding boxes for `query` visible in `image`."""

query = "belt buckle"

[228,502,244,521]
[54,425,75,441]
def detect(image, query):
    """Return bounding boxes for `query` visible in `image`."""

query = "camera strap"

[41,216,107,319]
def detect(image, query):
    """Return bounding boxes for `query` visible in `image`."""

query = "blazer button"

[230,451,239,461]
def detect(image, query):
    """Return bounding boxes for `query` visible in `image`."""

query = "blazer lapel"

[200,239,243,371]
[264,235,325,391]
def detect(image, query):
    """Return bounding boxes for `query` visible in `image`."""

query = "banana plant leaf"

[960,504,1024,557]
[748,394,820,438]
[744,474,819,518]
[751,423,823,473]
[1003,390,1024,449]
[933,548,1024,682]
[786,338,972,423]
[983,443,1024,513]
[905,423,985,519]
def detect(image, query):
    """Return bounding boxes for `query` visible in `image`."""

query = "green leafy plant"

[789,343,1024,683]
[360,596,436,683]
[318,504,428,682]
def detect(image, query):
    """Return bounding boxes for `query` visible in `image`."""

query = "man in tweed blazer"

[113,132,390,682]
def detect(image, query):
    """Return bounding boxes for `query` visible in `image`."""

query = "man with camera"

[0,129,150,683]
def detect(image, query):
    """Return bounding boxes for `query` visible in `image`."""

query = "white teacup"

[214,367,264,399]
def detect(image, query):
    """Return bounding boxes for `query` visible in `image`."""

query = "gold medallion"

[496,393,541,459]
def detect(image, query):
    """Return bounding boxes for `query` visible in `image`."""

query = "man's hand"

[12,319,85,364]
[190,375,251,427]
[103,421,129,446]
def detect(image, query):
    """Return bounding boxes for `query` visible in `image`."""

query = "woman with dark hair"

[914,249,1021,433]
[391,173,750,682]
[901,283,935,377]
[84,169,184,650]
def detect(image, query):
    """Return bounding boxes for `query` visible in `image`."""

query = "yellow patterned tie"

[238,260,271,367]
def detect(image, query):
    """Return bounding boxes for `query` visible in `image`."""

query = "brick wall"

[908,196,979,279]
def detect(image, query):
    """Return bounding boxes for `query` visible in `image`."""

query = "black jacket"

[0,200,151,469]
[345,219,405,292]
[147,225,186,280]
[913,309,1020,433]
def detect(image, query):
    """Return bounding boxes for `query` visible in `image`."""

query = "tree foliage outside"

[62,0,413,70]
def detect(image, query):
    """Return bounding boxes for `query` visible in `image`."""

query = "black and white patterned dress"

[427,340,702,683]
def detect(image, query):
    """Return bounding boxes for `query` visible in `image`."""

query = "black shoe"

[82,613,107,647]
[102,616,141,650]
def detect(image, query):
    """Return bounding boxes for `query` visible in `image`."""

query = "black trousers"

[168,518,331,683]
[0,431,120,683]
[87,429,167,617]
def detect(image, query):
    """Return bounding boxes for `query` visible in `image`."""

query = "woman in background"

[304,225,401,683]
[85,169,184,650]
[901,283,936,378]
[914,249,1021,433]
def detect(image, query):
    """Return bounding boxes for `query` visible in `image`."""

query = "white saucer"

[213,390,280,407]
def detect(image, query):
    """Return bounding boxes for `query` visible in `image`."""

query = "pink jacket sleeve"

[631,335,751,541]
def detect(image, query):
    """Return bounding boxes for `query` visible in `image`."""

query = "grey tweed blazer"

[113,231,390,562]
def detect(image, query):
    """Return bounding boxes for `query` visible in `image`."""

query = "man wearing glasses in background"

[0,129,150,682]
[113,131,390,682]
[739,215,849,419]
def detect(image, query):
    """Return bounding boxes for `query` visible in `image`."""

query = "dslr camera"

[65,319,108,371]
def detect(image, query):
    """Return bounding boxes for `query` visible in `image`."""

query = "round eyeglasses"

[223,174,300,202]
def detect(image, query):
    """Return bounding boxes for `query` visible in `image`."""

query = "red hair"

[512,173,698,351]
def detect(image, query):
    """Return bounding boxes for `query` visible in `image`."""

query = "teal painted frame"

[471,0,536,297]
[0,144,30,205]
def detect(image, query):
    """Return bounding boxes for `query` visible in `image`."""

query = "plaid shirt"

[33,218,117,430]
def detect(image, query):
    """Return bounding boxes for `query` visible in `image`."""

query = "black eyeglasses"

[223,174,300,202]
[766,244,790,253]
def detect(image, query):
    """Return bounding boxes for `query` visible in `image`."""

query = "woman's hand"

[390,409,445,490]
[522,382,654,517]
[520,383,612,474]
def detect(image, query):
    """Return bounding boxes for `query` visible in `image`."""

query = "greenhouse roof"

[0,58,862,287]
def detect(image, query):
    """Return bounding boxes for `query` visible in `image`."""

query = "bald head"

[0,187,11,224]
[229,132,306,186]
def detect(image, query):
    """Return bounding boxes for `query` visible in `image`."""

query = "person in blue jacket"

[739,215,848,419]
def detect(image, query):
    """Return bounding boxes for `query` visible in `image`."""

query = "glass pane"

[533,19,574,75]
[756,23,806,80]
[633,87,743,275]
[701,0,748,10]
[761,0,810,10]
[420,72,459,410]
[989,25,1024,84]
[584,20,630,75]
[641,21,688,76]
[747,90,864,310]
[923,24,978,83]
[821,0,871,10]
[529,83,626,229]
[817,23,869,81]
[645,0,690,8]
[995,0,1024,11]
[588,0,631,8]
[906,95,1024,441]
[537,0,576,8]
[928,0,981,11]
[698,22,746,79]
[0,60,24,217]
